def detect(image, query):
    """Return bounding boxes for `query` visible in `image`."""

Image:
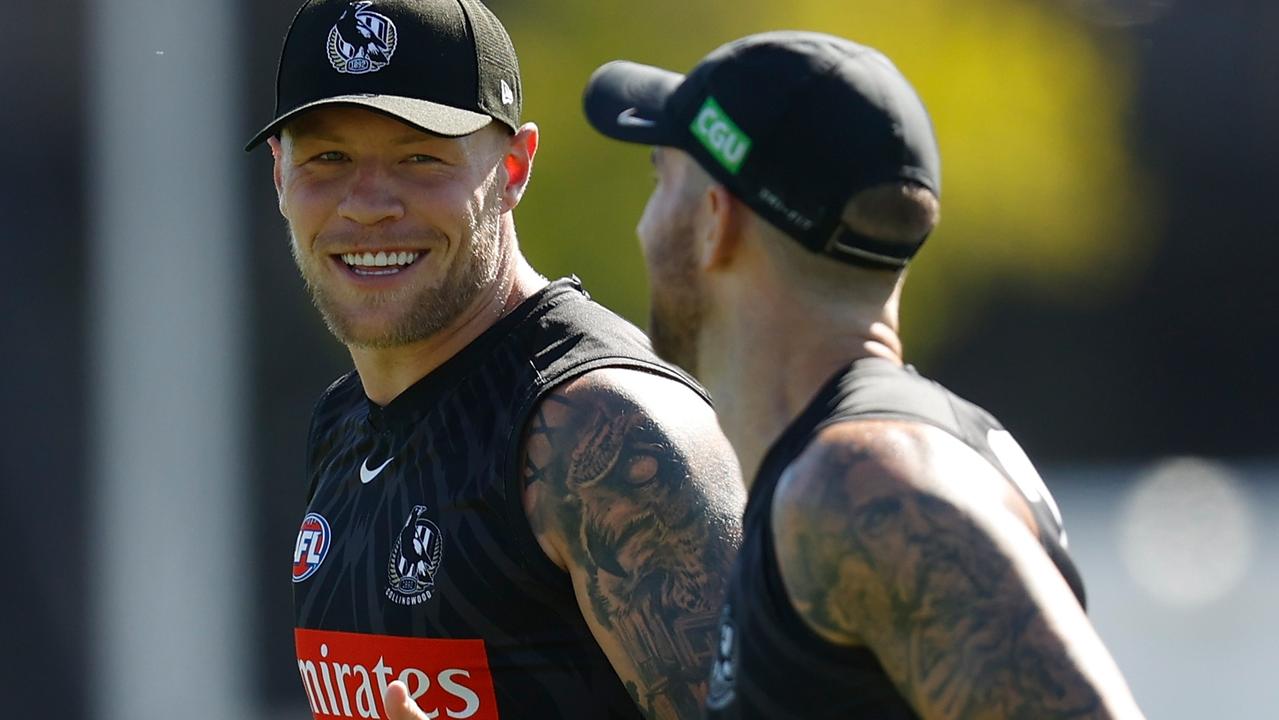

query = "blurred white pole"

[87,1,248,719]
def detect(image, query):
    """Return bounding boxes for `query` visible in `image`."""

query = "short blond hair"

[843,182,940,246]
[750,181,937,303]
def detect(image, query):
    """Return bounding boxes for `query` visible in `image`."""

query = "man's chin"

[328,327,402,350]
[321,310,422,349]
[309,258,494,351]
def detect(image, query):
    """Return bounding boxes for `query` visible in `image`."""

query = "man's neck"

[703,292,902,487]
[350,255,546,406]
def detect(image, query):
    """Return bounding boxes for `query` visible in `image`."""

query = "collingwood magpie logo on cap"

[327,1,398,75]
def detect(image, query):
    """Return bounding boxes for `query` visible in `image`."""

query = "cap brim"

[583,60,683,146]
[243,94,493,151]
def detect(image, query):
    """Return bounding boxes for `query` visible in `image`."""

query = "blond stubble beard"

[646,209,705,377]
[290,186,504,350]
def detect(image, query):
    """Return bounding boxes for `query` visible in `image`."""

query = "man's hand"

[383,680,429,720]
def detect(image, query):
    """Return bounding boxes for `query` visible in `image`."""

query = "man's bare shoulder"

[771,418,1040,639]
[521,366,743,512]
[770,418,1133,718]
[776,419,1031,522]
[517,366,744,718]
[520,366,744,568]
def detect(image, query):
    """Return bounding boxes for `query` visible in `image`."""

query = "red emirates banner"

[295,628,500,719]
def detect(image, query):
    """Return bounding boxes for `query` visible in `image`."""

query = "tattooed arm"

[772,420,1144,719]
[519,367,745,719]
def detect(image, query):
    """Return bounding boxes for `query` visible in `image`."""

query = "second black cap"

[585,31,941,269]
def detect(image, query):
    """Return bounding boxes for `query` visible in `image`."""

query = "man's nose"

[338,164,405,225]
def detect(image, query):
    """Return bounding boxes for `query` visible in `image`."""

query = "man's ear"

[698,183,741,270]
[267,136,287,216]
[500,122,539,213]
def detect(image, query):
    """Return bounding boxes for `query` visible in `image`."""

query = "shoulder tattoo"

[777,442,1103,718]
[522,381,738,717]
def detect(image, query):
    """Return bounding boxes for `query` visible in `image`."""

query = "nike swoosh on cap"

[617,107,657,128]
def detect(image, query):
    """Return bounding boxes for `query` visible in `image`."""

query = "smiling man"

[245,2,743,719]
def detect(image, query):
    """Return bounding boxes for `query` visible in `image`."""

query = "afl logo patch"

[292,513,331,583]
[327,1,398,75]
[386,505,443,606]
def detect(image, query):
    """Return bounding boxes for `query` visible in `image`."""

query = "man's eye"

[313,151,346,162]
[407,154,442,164]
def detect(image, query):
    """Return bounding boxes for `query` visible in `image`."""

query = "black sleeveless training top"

[703,358,1084,719]
[289,278,708,720]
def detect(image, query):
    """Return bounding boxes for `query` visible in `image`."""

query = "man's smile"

[334,250,428,277]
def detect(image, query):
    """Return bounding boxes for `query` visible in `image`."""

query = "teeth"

[342,251,421,268]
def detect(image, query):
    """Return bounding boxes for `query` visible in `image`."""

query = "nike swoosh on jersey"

[360,456,394,484]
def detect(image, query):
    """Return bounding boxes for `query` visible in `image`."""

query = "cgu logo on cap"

[327,1,398,75]
[690,96,753,174]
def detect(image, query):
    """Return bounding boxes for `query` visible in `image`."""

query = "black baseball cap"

[584,31,941,269]
[245,0,521,151]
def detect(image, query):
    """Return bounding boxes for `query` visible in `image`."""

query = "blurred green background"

[5,1,1277,718]
[508,0,1152,358]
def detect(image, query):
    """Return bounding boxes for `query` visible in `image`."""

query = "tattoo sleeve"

[521,374,742,719]
[775,437,1111,719]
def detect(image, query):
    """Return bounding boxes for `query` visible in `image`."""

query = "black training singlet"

[289,278,709,720]
[704,358,1084,719]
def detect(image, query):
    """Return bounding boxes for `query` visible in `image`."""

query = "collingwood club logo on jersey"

[327,1,398,75]
[705,604,738,709]
[386,505,443,606]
